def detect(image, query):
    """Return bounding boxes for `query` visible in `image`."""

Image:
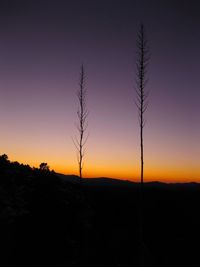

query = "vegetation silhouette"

[73,64,89,180]
[1,154,200,266]
[0,154,91,266]
[39,162,50,172]
[135,23,150,266]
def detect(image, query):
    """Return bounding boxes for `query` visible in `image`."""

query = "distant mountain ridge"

[56,173,135,186]
[56,173,200,188]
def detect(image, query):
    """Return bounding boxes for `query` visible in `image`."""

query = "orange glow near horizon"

[1,115,199,184]
[5,149,199,183]
[0,67,199,184]
[0,3,199,185]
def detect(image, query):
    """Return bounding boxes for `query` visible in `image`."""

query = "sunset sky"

[0,0,199,182]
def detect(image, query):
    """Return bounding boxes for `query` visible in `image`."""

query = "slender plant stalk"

[73,64,88,180]
[135,23,150,266]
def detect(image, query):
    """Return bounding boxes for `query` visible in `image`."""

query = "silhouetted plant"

[0,154,91,266]
[39,162,50,172]
[135,23,150,187]
[73,64,88,180]
[0,154,9,161]
[0,154,9,165]
[135,23,150,266]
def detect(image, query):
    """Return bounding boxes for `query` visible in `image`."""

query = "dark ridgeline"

[0,154,91,267]
[73,64,88,181]
[135,23,150,267]
[1,154,200,266]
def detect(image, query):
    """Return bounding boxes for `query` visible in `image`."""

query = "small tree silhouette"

[135,23,150,266]
[0,154,9,162]
[73,64,88,180]
[39,163,50,172]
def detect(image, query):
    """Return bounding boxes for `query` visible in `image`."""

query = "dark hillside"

[0,155,91,266]
[0,155,200,266]
[83,181,200,267]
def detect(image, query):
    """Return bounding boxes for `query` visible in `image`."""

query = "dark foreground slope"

[0,157,200,266]
[0,156,91,267]
[84,180,200,267]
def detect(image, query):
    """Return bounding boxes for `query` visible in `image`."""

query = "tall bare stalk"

[73,64,88,180]
[135,23,150,266]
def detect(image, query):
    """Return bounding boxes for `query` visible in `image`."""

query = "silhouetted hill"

[57,173,200,189]
[56,173,80,184]
[1,155,200,266]
[81,177,137,187]
[0,155,92,267]
[57,174,134,186]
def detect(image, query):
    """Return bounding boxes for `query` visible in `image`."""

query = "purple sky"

[0,0,199,181]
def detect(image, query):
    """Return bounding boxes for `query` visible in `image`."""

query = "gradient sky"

[0,0,199,182]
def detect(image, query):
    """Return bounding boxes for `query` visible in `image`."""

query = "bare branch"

[135,24,150,267]
[73,64,89,180]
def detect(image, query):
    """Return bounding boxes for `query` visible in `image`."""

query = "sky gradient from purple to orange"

[0,0,199,182]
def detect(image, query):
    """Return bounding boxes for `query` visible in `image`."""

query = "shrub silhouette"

[0,154,92,266]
